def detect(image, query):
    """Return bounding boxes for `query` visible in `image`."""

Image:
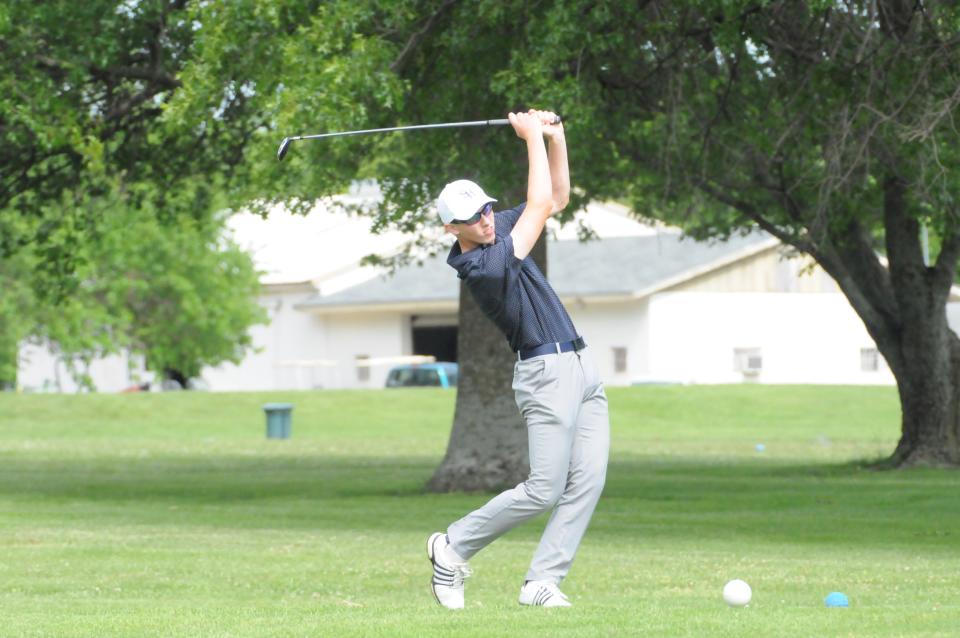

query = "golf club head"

[276,137,292,161]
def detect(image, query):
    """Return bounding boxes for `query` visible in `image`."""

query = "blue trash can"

[263,403,293,439]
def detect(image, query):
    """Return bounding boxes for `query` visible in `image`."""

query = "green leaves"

[18,183,267,389]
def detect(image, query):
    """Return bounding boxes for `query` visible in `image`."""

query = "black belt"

[517,337,586,361]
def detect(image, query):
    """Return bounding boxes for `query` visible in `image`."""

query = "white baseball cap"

[437,179,497,224]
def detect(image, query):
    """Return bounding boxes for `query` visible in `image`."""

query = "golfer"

[427,109,610,609]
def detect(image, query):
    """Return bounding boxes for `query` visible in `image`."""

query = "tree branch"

[695,179,815,253]
[697,51,738,161]
[833,216,898,313]
[932,214,960,298]
[697,177,901,343]
[90,65,181,90]
[877,0,920,40]
[390,0,459,74]
[822,243,901,359]
[881,173,933,321]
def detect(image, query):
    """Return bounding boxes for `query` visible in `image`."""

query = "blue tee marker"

[824,592,849,607]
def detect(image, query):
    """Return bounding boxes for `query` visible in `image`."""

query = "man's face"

[445,203,496,245]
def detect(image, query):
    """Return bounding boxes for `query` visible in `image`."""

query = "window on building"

[613,347,628,374]
[356,355,370,382]
[733,347,763,374]
[860,348,879,372]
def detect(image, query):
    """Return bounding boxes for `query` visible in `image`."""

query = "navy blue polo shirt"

[447,203,579,352]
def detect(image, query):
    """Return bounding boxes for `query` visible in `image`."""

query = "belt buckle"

[555,342,562,354]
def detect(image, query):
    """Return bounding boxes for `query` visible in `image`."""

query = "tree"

[1,2,267,389]
[509,0,960,466]
[0,1,263,290]
[78,193,267,388]
[13,185,266,391]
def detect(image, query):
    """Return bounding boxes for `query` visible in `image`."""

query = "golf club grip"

[488,115,563,126]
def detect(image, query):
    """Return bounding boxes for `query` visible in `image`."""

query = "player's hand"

[508,111,543,141]
[530,109,564,141]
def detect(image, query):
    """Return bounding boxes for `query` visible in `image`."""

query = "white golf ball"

[723,579,752,607]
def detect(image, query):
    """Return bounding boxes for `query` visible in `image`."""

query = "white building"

[16,198,959,392]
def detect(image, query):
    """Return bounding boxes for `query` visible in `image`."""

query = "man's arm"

[509,110,552,260]
[541,111,569,214]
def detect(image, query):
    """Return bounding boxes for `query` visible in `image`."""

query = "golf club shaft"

[292,119,511,142]
[277,115,562,160]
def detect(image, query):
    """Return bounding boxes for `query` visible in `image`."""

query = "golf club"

[276,115,562,161]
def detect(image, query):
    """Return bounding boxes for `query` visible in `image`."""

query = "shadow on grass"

[0,452,956,551]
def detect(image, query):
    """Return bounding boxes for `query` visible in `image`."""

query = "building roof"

[228,197,410,287]
[296,230,777,311]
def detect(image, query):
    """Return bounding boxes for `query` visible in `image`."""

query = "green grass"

[0,385,957,637]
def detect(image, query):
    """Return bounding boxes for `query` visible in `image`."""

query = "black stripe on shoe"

[432,562,455,587]
[535,588,553,606]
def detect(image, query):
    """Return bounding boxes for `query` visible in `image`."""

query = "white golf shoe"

[427,532,472,610]
[518,580,572,607]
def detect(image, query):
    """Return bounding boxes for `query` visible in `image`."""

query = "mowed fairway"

[0,386,957,637]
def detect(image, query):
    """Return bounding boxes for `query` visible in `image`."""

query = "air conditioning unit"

[734,348,762,378]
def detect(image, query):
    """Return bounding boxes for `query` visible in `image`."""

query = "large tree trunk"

[710,168,960,467]
[879,176,960,466]
[427,233,548,492]
[881,305,960,467]
[812,176,960,467]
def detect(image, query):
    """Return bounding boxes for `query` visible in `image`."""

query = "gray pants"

[447,346,610,584]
